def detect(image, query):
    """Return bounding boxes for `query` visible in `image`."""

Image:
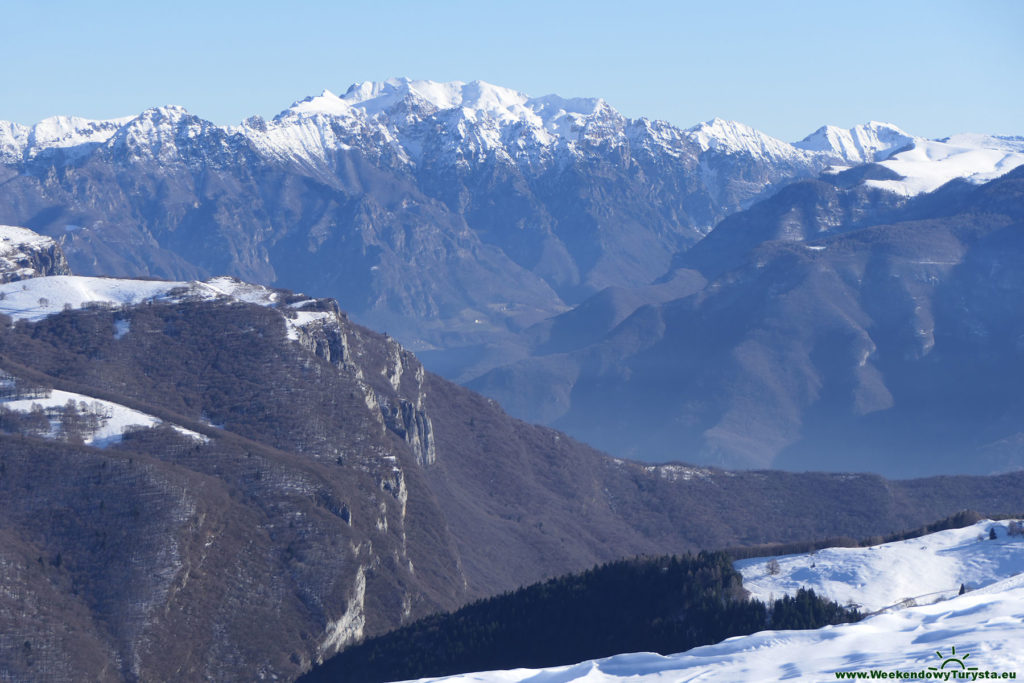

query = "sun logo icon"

[928,645,979,671]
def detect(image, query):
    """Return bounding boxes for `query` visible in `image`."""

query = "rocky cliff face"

[0,225,71,282]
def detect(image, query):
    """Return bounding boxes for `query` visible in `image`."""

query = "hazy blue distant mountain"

[474,167,1024,476]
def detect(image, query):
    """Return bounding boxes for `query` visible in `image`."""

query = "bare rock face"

[0,225,71,282]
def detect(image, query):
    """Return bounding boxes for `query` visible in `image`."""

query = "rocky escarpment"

[291,301,437,467]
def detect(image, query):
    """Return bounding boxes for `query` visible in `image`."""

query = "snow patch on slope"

[0,275,192,321]
[0,388,205,447]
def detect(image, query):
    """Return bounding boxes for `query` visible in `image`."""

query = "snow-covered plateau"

[408,520,1024,682]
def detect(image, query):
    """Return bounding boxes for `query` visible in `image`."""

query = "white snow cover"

[0,273,336,342]
[0,115,131,161]
[27,115,133,152]
[0,225,53,253]
[794,121,915,163]
[868,138,1024,196]
[738,519,1024,612]
[0,275,193,321]
[0,388,205,447]
[249,78,614,167]
[408,521,1024,682]
[295,78,605,126]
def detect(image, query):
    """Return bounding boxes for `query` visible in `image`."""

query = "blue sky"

[2,0,1021,141]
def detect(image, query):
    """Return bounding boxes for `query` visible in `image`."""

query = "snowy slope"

[737,520,1024,612]
[292,78,606,131]
[406,521,1024,682]
[0,275,195,321]
[792,123,1024,194]
[0,387,205,447]
[411,579,1024,682]
[0,274,279,322]
[867,137,1024,195]
[252,78,616,168]
[0,225,53,254]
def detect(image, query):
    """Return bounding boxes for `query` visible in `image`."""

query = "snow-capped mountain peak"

[339,78,534,121]
[261,78,630,169]
[101,105,208,160]
[279,78,615,135]
[684,117,807,161]
[794,121,916,163]
[27,114,134,152]
[282,89,355,119]
[0,114,133,162]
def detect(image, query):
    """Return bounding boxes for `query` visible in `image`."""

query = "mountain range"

[1,79,1022,474]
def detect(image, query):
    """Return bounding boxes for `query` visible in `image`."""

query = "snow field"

[737,520,1024,612]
